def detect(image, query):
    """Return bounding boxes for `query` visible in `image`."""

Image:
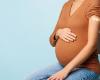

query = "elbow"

[87,42,97,50]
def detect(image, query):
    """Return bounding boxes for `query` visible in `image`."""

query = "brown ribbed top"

[49,0,100,74]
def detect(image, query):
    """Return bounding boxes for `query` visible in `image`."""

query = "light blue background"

[0,0,100,80]
[0,0,67,80]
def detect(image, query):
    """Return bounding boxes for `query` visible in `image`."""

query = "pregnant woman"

[29,0,100,80]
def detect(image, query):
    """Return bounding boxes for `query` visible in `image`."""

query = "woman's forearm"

[63,43,96,73]
[64,16,100,73]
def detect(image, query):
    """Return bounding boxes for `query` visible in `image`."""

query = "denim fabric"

[27,63,100,80]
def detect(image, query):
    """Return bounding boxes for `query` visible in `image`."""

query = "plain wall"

[0,0,66,80]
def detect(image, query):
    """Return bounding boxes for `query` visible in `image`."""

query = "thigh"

[27,62,63,80]
[65,68,99,80]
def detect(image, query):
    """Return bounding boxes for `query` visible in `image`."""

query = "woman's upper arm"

[86,0,100,47]
[87,15,100,47]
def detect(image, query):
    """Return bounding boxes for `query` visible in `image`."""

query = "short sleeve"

[86,0,100,19]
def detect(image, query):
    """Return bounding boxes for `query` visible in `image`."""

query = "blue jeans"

[27,62,100,80]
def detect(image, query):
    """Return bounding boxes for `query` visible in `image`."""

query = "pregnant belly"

[55,35,88,66]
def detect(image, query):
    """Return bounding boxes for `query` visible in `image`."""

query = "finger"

[54,77,58,80]
[65,33,76,40]
[61,36,70,42]
[55,77,61,80]
[55,77,63,80]
[66,31,77,37]
[59,32,75,41]
[47,76,53,80]
[59,78,63,80]
[51,76,57,80]
[63,34,74,42]
[50,75,57,80]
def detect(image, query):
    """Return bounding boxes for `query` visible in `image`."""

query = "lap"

[65,68,99,80]
[26,63,99,80]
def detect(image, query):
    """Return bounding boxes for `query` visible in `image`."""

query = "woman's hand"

[56,28,77,42]
[47,68,69,80]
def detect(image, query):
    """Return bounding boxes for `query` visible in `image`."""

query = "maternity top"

[49,0,100,74]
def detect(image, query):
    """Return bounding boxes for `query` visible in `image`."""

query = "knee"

[25,71,41,80]
[25,72,50,80]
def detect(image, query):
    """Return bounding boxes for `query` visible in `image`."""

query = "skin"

[48,0,100,80]
[56,28,77,42]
